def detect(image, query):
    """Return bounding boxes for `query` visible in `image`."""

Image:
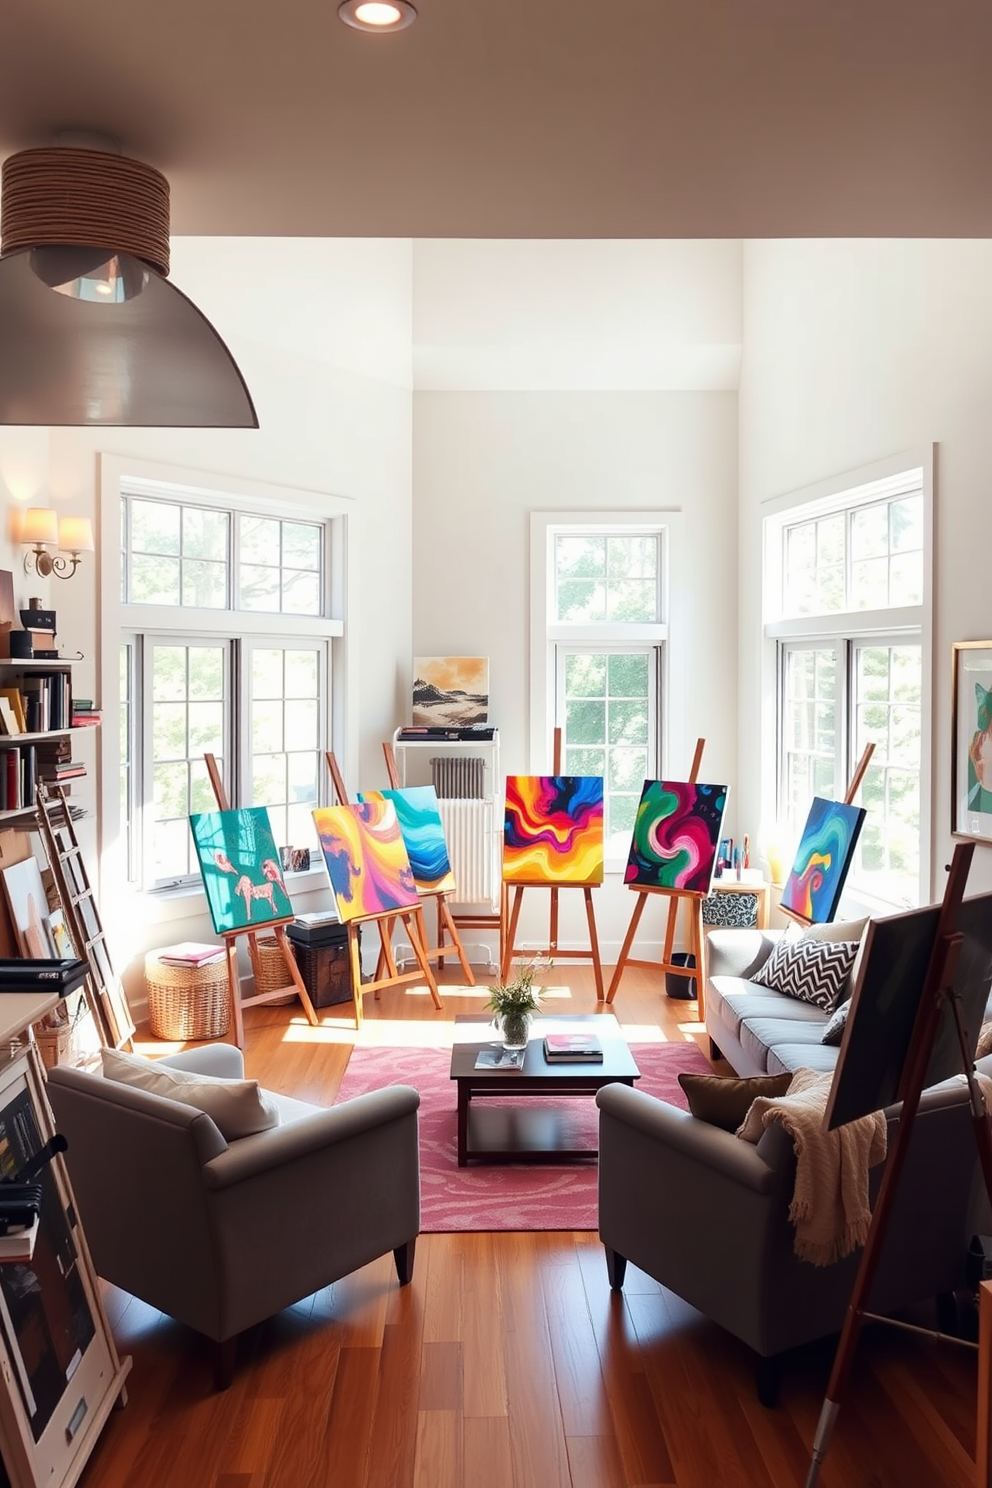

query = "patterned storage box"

[701,891,759,928]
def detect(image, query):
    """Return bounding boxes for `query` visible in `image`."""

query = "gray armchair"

[596,1065,988,1403]
[46,1043,420,1388]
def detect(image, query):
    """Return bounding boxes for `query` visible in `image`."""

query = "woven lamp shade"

[0,146,257,428]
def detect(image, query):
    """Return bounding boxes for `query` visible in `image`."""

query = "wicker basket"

[145,951,231,1041]
[253,935,297,1005]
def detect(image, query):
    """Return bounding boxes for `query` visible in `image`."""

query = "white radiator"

[438,798,498,909]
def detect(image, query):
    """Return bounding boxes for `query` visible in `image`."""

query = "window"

[765,461,930,908]
[531,516,670,866]
[118,484,339,892]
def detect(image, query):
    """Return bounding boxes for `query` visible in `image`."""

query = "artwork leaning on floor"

[780,796,867,924]
[503,775,604,886]
[189,806,293,934]
[624,780,729,894]
[313,798,420,923]
[359,785,456,894]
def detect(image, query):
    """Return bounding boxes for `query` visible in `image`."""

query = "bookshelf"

[0,661,90,822]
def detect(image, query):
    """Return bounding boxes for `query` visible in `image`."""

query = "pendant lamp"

[0,145,258,427]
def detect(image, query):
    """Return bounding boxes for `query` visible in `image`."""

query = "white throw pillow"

[101,1048,280,1140]
[759,935,860,1012]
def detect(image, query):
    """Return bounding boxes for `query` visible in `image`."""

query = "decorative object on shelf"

[412,656,489,728]
[0,141,257,427]
[951,639,992,844]
[20,507,93,580]
[485,957,549,1050]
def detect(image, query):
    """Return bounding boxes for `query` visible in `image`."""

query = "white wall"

[2,237,416,1005]
[413,389,740,954]
[739,238,992,899]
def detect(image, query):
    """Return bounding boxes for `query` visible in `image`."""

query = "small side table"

[145,951,231,1041]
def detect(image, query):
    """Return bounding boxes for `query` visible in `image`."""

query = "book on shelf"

[157,942,225,967]
[397,724,496,741]
[0,1215,39,1263]
[71,712,101,727]
[543,1032,603,1062]
[474,1045,526,1071]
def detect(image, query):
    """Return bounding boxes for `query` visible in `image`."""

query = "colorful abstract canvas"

[624,780,728,894]
[780,797,867,924]
[502,776,604,886]
[313,799,420,923]
[189,807,293,934]
[413,656,489,727]
[359,786,456,894]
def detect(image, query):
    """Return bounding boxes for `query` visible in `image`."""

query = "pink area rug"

[334,1040,712,1232]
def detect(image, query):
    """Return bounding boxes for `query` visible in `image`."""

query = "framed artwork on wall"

[951,640,992,843]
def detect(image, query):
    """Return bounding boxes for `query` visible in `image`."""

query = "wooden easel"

[321,753,444,1023]
[500,729,605,999]
[605,738,709,1013]
[805,839,992,1486]
[380,742,475,984]
[780,741,876,930]
[202,754,318,1049]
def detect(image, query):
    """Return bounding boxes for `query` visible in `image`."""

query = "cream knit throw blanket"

[737,1067,887,1267]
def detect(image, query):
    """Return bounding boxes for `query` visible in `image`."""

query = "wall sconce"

[22,507,94,580]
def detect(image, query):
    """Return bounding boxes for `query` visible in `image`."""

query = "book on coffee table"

[474,1046,526,1071]
[543,1032,603,1062]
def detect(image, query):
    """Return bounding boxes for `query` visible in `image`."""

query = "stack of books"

[35,738,85,787]
[70,700,101,728]
[157,942,225,968]
[543,1032,604,1063]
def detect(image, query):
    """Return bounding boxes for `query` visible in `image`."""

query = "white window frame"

[99,454,357,915]
[529,511,683,872]
[761,449,934,911]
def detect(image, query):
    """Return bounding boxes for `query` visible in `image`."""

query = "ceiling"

[2,0,991,240]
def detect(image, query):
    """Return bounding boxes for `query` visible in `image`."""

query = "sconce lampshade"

[57,516,94,553]
[0,147,258,428]
[21,507,59,546]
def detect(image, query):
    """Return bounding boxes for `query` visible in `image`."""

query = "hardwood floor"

[78,964,978,1488]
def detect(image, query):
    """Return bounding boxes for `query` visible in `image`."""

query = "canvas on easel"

[780,796,866,924]
[195,755,318,1049]
[312,796,443,1024]
[499,740,606,996]
[606,738,719,1014]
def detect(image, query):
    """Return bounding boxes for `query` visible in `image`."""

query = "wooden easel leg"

[583,887,605,1001]
[374,917,391,984]
[438,895,476,986]
[688,897,705,1020]
[347,924,363,1029]
[550,887,559,953]
[404,913,443,1009]
[979,1282,992,1488]
[501,887,524,980]
[273,924,318,1026]
[225,938,244,1049]
[606,892,648,1004]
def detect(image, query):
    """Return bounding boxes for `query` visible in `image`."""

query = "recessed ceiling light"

[338,0,417,31]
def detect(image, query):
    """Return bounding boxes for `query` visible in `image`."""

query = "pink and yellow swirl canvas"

[503,776,604,886]
[313,799,419,923]
[624,780,728,894]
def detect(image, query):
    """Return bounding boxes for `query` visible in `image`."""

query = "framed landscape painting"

[189,806,292,934]
[951,640,992,843]
[412,656,489,727]
[313,798,419,923]
[503,775,604,886]
[624,780,728,894]
[780,797,866,924]
[359,785,456,894]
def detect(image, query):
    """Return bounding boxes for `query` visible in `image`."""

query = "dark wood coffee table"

[449,1012,640,1165]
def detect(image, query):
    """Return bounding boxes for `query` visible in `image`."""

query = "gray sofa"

[704,924,862,1076]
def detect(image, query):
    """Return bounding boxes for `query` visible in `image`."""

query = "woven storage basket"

[253,934,297,1005]
[145,951,230,1040]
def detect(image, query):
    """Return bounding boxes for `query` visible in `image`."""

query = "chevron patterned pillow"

[759,936,859,1011]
